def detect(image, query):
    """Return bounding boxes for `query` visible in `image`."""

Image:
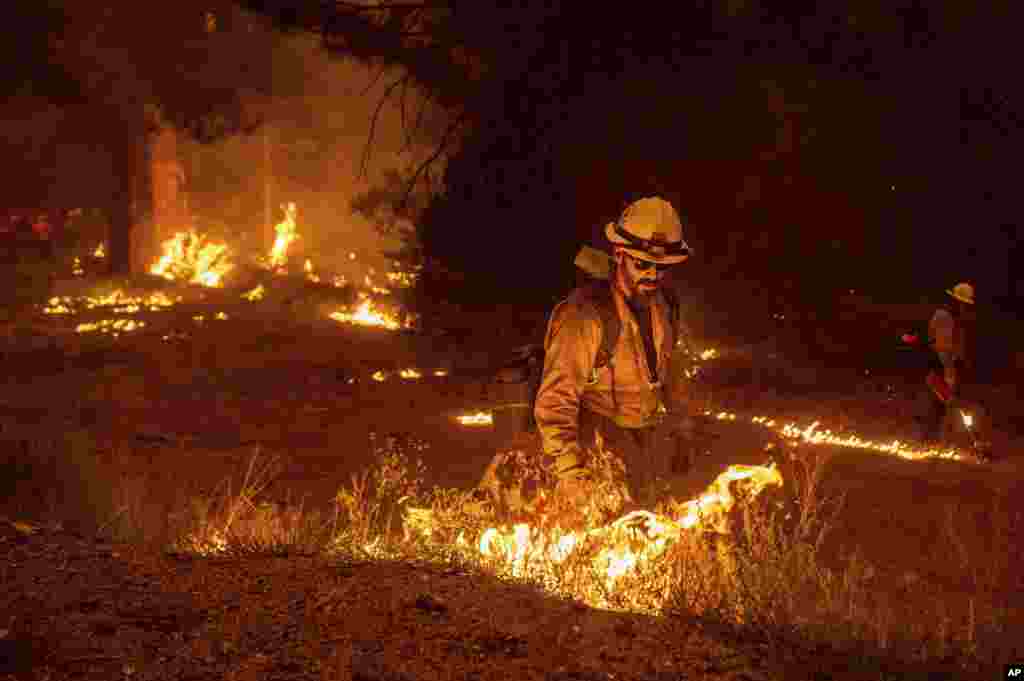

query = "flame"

[776,419,961,460]
[149,230,232,287]
[268,202,297,270]
[673,463,783,532]
[329,299,402,331]
[332,274,348,288]
[699,348,719,361]
[242,284,265,301]
[93,243,106,258]
[456,411,493,426]
[72,257,84,276]
[75,318,145,337]
[386,270,417,288]
[44,290,180,316]
[960,411,973,429]
[400,368,422,379]
[371,370,387,382]
[458,462,784,598]
[304,258,320,283]
[433,369,449,377]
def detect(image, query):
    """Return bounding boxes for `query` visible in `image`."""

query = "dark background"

[4,1,1021,318]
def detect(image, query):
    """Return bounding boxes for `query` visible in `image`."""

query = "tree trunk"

[150,123,187,258]
[107,109,147,276]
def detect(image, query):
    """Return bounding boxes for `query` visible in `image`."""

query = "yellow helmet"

[946,282,975,305]
[605,197,691,264]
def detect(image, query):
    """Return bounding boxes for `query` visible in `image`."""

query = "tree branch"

[397,109,464,213]
[359,71,410,179]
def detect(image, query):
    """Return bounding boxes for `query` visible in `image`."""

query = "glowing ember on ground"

[304,258,320,283]
[241,284,265,301]
[268,202,298,270]
[75,318,145,337]
[43,291,180,316]
[456,411,493,426]
[329,299,402,330]
[742,411,962,460]
[386,270,417,288]
[400,368,422,379]
[149,230,232,287]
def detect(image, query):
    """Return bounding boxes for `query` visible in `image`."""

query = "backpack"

[523,279,681,430]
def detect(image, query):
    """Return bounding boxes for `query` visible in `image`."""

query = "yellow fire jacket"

[534,281,693,476]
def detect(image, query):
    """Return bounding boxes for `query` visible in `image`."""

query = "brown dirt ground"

[2,311,1022,680]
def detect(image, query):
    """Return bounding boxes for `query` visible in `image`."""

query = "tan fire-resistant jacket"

[929,307,966,371]
[534,281,693,475]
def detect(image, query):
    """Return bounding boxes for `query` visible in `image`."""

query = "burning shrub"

[149,229,233,287]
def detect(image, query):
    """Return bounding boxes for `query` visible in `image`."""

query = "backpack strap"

[661,285,682,353]
[570,279,620,370]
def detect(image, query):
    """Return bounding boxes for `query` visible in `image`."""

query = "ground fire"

[149,230,233,287]
[268,202,297,271]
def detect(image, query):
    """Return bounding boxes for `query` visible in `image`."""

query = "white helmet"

[605,197,691,264]
[946,282,975,305]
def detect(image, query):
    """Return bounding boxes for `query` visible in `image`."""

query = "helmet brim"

[605,222,691,264]
[946,289,974,304]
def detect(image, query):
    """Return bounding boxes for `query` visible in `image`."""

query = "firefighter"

[534,197,696,513]
[918,282,975,445]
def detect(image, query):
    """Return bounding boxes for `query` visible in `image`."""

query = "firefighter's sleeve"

[665,316,699,415]
[534,301,602,479]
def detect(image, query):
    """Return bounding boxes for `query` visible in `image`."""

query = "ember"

[456,411,493,426]
[399,368,422,379]
[75,318,146,338]
[241,284,265,301]
[43,291,180,316]
[304,258,320,283]
[93,243,106,259]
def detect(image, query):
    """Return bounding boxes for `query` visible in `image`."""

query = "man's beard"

[627,268,659,301]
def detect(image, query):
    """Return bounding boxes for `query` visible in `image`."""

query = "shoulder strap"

[661,286,681,333]
[571,279,620,369]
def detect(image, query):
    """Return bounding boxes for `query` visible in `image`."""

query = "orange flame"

[456,411,493,426]
[329,299,402,330]
[149,230,232,287]
[464,462,783,596]
[268,202,297,270]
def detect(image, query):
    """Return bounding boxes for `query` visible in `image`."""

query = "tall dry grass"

[3,428,1018,678]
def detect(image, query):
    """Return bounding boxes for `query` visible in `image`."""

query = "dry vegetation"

[2,276,1022,680]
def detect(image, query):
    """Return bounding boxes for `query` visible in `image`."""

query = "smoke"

[182,27,443,275]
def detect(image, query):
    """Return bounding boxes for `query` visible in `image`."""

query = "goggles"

[627,253,674,272]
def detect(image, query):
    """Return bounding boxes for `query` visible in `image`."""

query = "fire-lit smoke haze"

[181,30,443,276]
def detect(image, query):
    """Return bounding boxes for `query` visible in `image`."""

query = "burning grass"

[1,415,1018,677]
[139,438,1014,676]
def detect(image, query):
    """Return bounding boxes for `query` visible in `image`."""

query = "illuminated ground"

[1,290,1022,679]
